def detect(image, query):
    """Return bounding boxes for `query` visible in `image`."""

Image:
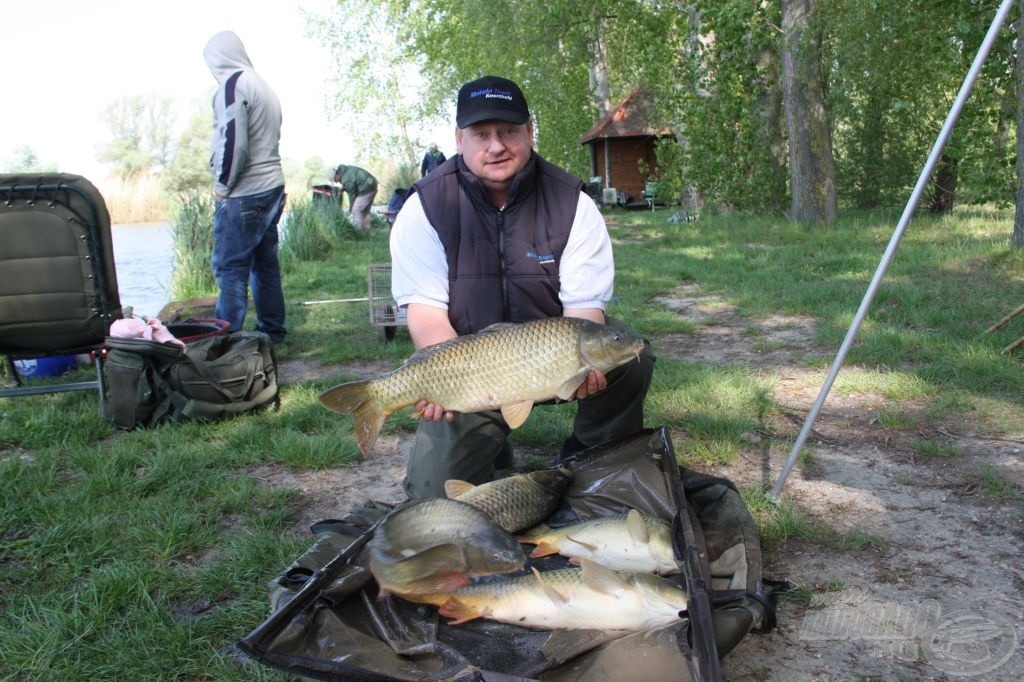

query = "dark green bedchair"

[0,173,122,412]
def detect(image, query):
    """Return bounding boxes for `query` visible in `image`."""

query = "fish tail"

[319,381,387,458]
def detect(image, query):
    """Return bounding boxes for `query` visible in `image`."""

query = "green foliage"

[307,0,437,166]
[823,0,1015,210]
[380,163,419,201]
[99,94,176,180]
[1,145,57,173]
[306,0,1021,216]
[169,190,216,300]
[280,197,362,266]
[162,101,213,195]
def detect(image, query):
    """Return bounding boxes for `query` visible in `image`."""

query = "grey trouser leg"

[570,341,655,447]
[403,411,510,499]
[350,190,377,231]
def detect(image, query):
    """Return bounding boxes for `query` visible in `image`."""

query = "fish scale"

[320,317,644,457]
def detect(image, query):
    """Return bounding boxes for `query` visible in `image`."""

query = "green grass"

[2,205,1024,678]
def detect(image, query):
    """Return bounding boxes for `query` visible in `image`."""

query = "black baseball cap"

[456,76,530,128]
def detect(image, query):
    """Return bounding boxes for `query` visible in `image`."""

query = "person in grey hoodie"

[203,30,287,344]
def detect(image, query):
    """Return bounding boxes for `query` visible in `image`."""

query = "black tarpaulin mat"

[238,427,775,681]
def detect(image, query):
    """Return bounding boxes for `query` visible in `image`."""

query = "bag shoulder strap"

[105,337,186,362]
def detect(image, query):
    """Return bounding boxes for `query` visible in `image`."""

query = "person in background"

[420,142,447,177]
[333,164,378,232]
[204,30,287,345]
[390,75,654,499]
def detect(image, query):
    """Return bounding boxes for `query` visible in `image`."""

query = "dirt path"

[274,290,1024,680]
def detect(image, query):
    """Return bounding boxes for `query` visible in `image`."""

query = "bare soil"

[272,287,1024,681]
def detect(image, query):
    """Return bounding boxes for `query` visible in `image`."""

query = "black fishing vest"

[412,154,583,335]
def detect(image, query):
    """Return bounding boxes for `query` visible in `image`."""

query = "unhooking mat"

[237,426,781,681]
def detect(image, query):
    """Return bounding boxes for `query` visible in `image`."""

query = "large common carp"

[320,317,645,457]
[518,508,680,576]
[445,467,573,533]
[425,558,689,631]
[366,498,526,600]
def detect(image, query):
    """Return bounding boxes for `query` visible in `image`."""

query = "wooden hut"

[579,85,673,207]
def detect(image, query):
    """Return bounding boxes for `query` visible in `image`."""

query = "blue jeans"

[211,185,287,341]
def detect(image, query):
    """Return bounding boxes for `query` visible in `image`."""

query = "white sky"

[0,0,378,180]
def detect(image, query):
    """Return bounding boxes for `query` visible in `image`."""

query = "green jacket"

[334,165,377,205]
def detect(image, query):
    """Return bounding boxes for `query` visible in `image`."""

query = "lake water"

[111,222,176,319]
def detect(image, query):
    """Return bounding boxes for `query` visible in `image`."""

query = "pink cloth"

[109,318,186,348]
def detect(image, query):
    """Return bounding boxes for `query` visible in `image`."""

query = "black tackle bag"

[103,331,279,429]
[237,427,781,682]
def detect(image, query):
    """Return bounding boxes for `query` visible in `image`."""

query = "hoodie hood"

[204,30,254,83]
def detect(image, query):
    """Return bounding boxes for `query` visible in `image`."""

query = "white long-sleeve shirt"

[390,191,614,312]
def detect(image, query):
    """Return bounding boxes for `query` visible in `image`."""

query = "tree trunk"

[930,154,959,214]
[755,44,788,213]
[781,0,838,223]
[1015,0,1024,247]
[588,14,613,118]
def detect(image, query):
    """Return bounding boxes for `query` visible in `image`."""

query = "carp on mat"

[420,558,689,632]
[445,467,573,533]
[518,508,680,575]
[319,317,644,457]
[367,498,526,600]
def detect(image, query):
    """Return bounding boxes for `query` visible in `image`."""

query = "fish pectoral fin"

[391,544,464,583]
[532,566,569,604]
[626,509,650,544]
[527,541,560,558]
[517,523,551,540]
[555,370,590,401]
[501,400,534,429]
[579,557,630,596]
[444,479,475,498]
[439,597,484,625]
[565,534,599,552]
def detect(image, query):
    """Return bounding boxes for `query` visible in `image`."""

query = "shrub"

[169,190,216,300]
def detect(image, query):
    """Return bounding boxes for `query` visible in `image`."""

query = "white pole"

[770,0,1017,500]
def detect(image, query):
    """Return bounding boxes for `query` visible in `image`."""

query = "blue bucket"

[14,355,78,378]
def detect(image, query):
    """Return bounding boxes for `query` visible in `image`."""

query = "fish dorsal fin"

[501,400,534,429]
[579,558,630,596]
[477,322,520,335]
[406,337,461,365]
[532,566,568,604]
[444,479,476,498]
[554,369,589,401]
[626,509,650,544]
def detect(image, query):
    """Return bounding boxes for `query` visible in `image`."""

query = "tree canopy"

[310,0,1016,218]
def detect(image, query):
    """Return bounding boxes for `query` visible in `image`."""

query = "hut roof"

[579,85,672,144]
